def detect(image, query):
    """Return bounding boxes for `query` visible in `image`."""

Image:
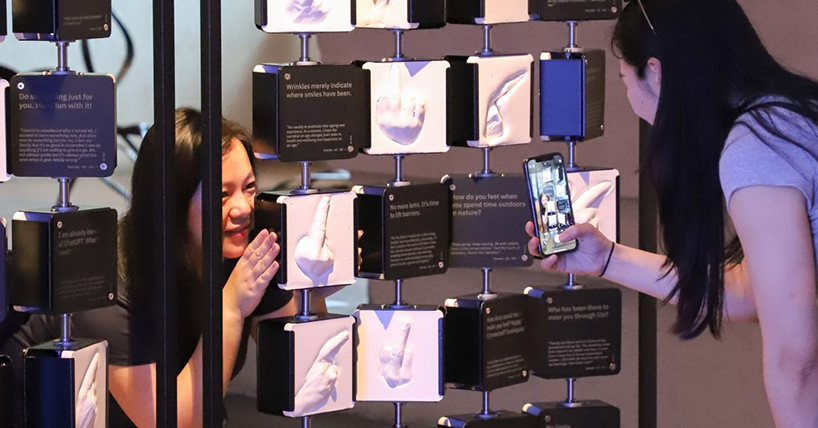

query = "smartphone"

[524,153,577,257]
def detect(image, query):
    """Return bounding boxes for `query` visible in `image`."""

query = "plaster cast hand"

[485,70,527,143]
[526,221,612,276]
[571,181,614,228]
[378,321,413,388]
[376,64,426,145]
[295,196,335,283]
[76,353,100,428]
[225,229,280,318]
[293,331,350,416]
[288,0,330,24]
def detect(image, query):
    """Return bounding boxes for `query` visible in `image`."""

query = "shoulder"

[720,98,818,212]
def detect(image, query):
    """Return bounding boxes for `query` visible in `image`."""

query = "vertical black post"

[201,0,223,425]
[638,119,658,428]
[153,0,177,426]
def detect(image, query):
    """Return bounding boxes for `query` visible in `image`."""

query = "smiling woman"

[102,108,298,428]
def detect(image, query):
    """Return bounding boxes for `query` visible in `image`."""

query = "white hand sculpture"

[571,181,614,228]
[293,331,350,416]
[485,69,527,144]
[378,321,413,388]
[287,0,330,24]
[76,353,99,428]
[376,64,426,145]
[295,196,335,283]
[363,0,392,27]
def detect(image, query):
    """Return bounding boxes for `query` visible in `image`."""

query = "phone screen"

[526,155,577,255]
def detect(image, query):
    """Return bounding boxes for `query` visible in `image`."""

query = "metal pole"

[301,289,311,317]
[302,416,311,428]
[567,141,577,170]
[567,21,578,50]
[638,119,658,428]
[153,0,177,425]
[55,41,70,72]
[299,34,311,63]
[567,273,575,289]
[394,279,404,306]
[566,378,576,404]
[393,155,405,184]
[481,390,491,416]
[58,178,71,208]
[482,148,492,176]
[301,162,311,191]
[394,402,405,428]
[482,268,491,295]
[201,0,224,423]
[60,313,72,344]
[482,25,493,55]
[393,30,404,59]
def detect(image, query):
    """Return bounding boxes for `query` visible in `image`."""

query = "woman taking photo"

[528,0,818,426]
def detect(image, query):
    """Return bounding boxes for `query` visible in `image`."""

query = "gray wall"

[1,0,816,426]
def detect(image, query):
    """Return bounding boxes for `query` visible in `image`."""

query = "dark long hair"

[119,108,254,366]
[613,0,818,338]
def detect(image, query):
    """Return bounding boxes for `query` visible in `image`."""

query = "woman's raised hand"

[526,221,613,277]
[225,229,281,319]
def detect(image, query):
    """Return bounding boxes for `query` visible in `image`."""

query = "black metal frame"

[638,120,658,428]
[150,3,659,426]
[152,0,177,426]
[201,0,224,425]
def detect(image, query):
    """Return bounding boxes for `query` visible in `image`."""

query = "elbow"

[767,343,818,386]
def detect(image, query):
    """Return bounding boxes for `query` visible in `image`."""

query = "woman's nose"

[228,194,252,218]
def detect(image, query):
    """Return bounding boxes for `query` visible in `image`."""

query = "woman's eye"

[221,191,229,199]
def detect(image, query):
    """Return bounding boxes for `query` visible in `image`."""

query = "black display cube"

[10,208,117,314]
[9,73,117,178]
[530,0,622,22]
[439,411,539,428]
[540,50,605,143]
[0,79,9,182]
[444,293,537,391]
[0,0,6,40]
[0,355,11,428]
[254,191,358,291]
[12,0,112,41]
[525,286,621,379]
[523,400,620,428]
[355,0,446,29]
[446,54,534,149]
[252,63,370,162]
[24,339,108,428]
[257,314,354,417]
[354,183,450,280]
[447,0,530,25]
[445,175,532,268]
[0,218,7,323]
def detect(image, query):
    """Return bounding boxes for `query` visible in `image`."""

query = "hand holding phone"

[524,153,578,257]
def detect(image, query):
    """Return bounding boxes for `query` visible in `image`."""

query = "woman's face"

[619,59,661,125]
[187,139,256,259]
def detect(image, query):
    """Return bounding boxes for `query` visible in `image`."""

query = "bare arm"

[109,231,280,428]
[730,185,818,428]
[527,222,758,321]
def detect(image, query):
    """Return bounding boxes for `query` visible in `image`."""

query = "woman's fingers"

[528,236,541,257]
[540,255,559,270]
[241,229,269,261]
[525,221,536,238]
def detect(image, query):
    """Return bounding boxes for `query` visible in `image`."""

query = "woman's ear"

[646,57,662,95]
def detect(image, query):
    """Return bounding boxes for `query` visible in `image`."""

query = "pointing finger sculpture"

[378,320,414,388]
[293,330,350,416]
[295,196,336,283]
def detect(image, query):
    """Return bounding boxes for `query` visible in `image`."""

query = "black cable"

[112,12,135,83]
[81,40,95,73]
